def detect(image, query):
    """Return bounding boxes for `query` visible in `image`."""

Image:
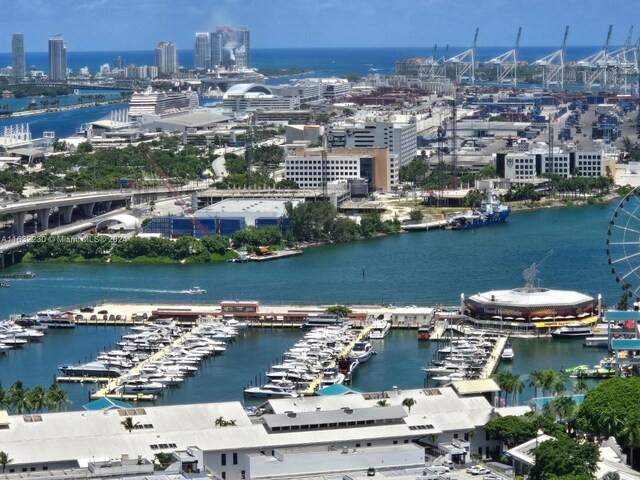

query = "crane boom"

[140,147,209,237]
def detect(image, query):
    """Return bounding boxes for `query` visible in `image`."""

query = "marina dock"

[301,324,373,395]
[86,325,195,401]
[479,336,508,379]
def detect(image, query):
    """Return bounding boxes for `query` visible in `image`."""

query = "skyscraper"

[194,33,211,70]
[209,33,223,68]
[215,25,251,68]
[236,27,251,68]
[155,41,178,76]
[12,33,25,80]
[48,35,67,81]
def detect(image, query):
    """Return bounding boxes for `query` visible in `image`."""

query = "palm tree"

[44,384,71,412]
[598,409,623,438]
[26,386,45,413]
[528,371,544,398]
[376,400,389,407]
[573,379,589,394]
[511,376,524,406]
[0,451,12,473]
[121,417,136,433]
[402,397,416,413]
[0,384,9,412]
[621,415,640,467]
[8,381,29,414]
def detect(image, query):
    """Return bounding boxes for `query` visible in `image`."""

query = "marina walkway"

[86,326,195,401]
[480,336,508,379]
[301,324,373,395]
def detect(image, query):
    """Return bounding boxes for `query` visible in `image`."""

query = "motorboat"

[118,379,165,394]
[551,323,593,338]
[432,372,467,383]
[320,368,345,387]
[418,324,431,341]
[59,361,124,378]
[186,286,206,295]
[36,310,76,328]
[501,343,514,360]
[369,320,391,339]
[349,341,374,363]
[243,382,298,398]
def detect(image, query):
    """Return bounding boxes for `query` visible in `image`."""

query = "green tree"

[376,399,389,407]
[529,436,598,480]
[285,201,337,242]
[621,414,640,467]
[573,379,590,394]
[201,235,230,256]
[325,305,351,317]
[76,142,94,154]
[402,397,416,413]
[330,217,360,243]
[26,386,46,413]
[484,415,536,448]
[408,209,424,223]
[8,381,29,414]
[276,178,299,189]
[0,451,12,473]
[44,384,71,412]
[576,378,640,437]
[155,452,174,470]
[121,416,136,433]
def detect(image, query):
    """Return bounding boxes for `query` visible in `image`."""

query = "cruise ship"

[128,88,199,120]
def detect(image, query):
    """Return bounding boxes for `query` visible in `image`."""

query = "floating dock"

[87,325,195,401]
[479,336,508,379]
[301,324,373,395]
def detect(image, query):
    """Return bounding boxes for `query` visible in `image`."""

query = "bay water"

[0,203,620,409]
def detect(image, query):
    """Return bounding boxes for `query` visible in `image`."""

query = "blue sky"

[0,0,637,52]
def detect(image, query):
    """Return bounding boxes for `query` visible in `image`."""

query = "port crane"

[487,27,521,88]
[534,26,569,90]
[446,28,478,85]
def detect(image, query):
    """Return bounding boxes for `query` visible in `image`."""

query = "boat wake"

[73,286,188,294]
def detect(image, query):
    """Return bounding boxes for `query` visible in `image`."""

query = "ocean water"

[0,46,617,77]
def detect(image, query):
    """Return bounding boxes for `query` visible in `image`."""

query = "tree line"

[485,373,640,478]
[26,233,235,263]
[284,201,400,244]
[0,381,71,414]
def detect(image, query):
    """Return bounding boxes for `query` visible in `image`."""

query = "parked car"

[80,306,94,313]
[472,468,491,476]
[367,467,376,476]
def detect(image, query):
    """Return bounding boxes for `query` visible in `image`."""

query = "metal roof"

[452,379,501,395]
[263,405,407,430]
[611,339,640,350]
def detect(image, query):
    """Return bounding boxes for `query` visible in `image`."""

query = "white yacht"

[186,286,206,295]
[243,382,298,398]
[369,320,391,339]
[349,341,374,362]
[501,343,514,360]
[36,310,76,328]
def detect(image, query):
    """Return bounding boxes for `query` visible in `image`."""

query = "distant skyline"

[0,0,638,52]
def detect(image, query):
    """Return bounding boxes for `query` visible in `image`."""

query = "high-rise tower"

[215,25,251,68]
[12,33,25,80]
[194,33,211,70]
[209,33,223,67]
[48,35,67,81]
[155,41,178,76]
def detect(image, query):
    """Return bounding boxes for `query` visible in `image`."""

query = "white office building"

[327,120,417,188]
[497,146,603,180]
[221,84,299,114]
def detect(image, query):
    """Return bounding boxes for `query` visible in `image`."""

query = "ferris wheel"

[607,187,640,298]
